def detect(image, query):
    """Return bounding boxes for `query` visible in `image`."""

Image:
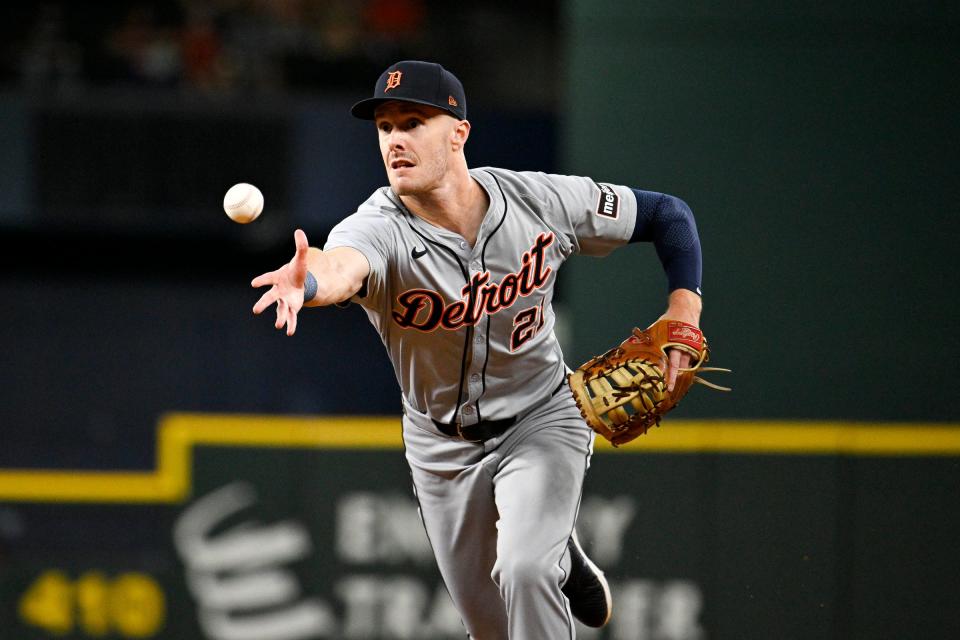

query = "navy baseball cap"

[351,60,467,121]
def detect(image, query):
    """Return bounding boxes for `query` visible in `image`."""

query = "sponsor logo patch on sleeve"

[594,182,620,219]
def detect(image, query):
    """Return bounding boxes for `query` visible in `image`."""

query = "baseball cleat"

[561,531,612,628]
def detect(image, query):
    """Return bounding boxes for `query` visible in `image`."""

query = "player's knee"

[492,553,557,593]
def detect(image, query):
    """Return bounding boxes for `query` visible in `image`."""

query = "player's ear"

[451,119,470,151]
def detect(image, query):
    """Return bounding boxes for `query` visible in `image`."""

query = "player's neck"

[400,169,488,246]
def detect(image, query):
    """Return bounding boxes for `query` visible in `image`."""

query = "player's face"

[375,102,460,196]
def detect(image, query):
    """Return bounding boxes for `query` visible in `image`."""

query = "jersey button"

[462,406,474,415]
[470,374,480,382]
[475,335,484,344]
[459,241,468,250]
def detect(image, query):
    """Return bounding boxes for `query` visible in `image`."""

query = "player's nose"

[387,131,407,151]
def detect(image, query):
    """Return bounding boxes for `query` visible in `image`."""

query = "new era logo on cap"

[351,61,467,121]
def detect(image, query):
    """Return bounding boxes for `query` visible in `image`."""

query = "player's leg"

[489,389,605,638]
[402,414,509,639]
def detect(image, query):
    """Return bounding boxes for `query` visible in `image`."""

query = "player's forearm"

[629,189,702,296]
[304,247,365,307]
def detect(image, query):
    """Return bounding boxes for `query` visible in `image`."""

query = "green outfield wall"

[561,0,960,421]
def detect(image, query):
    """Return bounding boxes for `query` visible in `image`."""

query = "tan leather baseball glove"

[567,319,730,447]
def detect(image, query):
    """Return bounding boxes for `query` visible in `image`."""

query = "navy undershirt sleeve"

[629,189,702,295]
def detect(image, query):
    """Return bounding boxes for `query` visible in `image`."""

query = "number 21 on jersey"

[510,297,546,351]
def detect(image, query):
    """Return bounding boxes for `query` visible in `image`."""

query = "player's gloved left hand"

[567,319,731,447]
[251,229,310,336]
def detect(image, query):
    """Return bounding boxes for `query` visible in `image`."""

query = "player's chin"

[389,172,421,195]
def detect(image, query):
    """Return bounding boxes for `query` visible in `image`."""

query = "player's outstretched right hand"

[251,229,310,336]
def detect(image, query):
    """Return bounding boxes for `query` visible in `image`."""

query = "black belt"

[432,416,517,442]
[432,379,567,443]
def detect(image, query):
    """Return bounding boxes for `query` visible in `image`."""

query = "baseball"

[223,183,264,224]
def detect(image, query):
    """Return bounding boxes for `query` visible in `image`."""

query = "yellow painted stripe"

[162,414,402,449]
[591,420,960,455]
[0,472,172,503]
[0,415,957,504]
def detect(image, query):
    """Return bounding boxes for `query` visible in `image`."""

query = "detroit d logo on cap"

[385,70,403,92]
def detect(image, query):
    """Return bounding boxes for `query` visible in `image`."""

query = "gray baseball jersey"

[324,167,638,425]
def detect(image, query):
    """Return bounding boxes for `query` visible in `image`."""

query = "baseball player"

[252,60,703,638]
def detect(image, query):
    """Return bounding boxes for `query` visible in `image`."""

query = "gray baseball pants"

[402,386,595,639]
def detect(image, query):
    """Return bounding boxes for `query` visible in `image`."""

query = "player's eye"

[378,122,392,133]
[406,119,420,130]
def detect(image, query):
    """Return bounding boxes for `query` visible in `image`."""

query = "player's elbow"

[663,195,695,225]
[342,273,366,301]
[664,196,698,240]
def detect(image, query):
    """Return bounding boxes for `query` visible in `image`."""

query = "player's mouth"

[390,158,416,171]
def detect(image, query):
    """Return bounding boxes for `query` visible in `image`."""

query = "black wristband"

[303,271,318,303]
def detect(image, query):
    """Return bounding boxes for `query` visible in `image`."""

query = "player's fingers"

[294,228,309,257]
[251,269,280,288]
[667,349,682,392]
[286,307,298,336]
[252,288,279,315]
[291,232,310,285]
[275,299,286,329]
